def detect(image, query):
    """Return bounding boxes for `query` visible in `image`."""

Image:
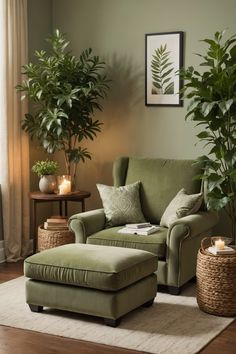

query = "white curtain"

[0,0,30,261]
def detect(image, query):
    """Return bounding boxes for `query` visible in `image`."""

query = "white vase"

[39,175,57,194]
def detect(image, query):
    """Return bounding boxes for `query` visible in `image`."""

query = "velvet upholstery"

[87,226,167,258]
[69,156,219,292]
[96,182,145,227]
[116,157,202,223]
[24,244,157,324]
[26,274,157,320]
[24,244,157,291]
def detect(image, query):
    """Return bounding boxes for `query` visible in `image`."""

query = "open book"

[118,225,160,236]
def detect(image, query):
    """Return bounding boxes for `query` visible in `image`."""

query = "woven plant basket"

[38,225,75,251]
[196,237,236,317]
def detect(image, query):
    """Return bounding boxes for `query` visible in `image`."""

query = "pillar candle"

[215,239,225,250]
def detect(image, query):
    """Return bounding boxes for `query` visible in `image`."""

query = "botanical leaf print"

[151,44,174,95]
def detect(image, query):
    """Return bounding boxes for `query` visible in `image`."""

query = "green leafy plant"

[181,30,236,242]
[32,159,59,177]
[151,44,174,94]
[16,29,109,184]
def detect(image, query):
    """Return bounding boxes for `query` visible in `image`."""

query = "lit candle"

[58,178,71,195]
[215,239,225,250]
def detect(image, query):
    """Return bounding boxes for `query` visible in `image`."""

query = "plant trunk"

[232,219,236,245]
[231,210,236,245]
[225,201,236,245]
[64,159,79,192]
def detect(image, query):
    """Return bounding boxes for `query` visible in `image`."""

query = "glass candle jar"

[57,175,71,195]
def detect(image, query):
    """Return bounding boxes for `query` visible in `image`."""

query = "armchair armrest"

[167,210,219,246]
[69,209,106,243]
[165,210,219,288]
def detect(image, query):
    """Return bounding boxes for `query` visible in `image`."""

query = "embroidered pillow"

[160,188,203,227]
[97,181,146,228]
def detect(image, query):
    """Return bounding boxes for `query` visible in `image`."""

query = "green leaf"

[181,30,236,231]
[164,82,174,94]
[229,45,236,59]
[207,174,225,192]
[17,29,109,176]
[201,39,217,46]
[187,99,199,112]
[218,99,234,115]
[151,44,174,95]
[197,131,211,139]
[201,102,215,117]
[207,196,230,210]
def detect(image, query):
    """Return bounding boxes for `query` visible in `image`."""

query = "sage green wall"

[28,0,236,235]
[50,0,235,235]
[28,0,53,188]
[28,0,54,230]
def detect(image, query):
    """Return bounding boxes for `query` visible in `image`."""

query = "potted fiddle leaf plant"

[16,29,109,189]
[32,159,59,194]
[181,30,236,243]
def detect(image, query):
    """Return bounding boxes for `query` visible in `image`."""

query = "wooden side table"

[29,191,91,253]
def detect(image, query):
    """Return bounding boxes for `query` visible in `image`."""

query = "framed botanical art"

[145,31,184,106]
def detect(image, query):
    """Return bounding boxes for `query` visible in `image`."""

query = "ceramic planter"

[39,175,57,194]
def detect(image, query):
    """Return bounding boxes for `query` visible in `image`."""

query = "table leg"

[59,201,63,215]
[65,201,68,216]
[82,199,85,212]
[32,200,37,254]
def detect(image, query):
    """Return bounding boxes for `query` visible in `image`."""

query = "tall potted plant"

[17,29,109,188]
[181,30,236,243]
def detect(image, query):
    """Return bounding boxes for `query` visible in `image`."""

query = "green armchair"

[69,157,219,294]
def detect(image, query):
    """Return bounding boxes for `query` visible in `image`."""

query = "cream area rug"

[0,277,234,354]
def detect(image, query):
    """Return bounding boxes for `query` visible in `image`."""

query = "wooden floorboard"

[0,325,147,354]
[0,261,235,354]
[0,260,24,283]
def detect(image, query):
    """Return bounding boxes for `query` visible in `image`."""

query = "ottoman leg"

[142,298,154,307]
[104,317,121,327]
[28,304,43,313]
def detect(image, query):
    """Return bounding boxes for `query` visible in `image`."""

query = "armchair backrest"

[113,157,202,224]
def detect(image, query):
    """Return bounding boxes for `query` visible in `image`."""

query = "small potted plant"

[32,159,59,194]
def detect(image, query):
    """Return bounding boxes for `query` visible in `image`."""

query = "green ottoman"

[24,244,157,327]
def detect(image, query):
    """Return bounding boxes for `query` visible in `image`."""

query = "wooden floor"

[0,262,235,354]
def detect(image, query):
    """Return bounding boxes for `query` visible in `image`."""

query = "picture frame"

[145,31,184,106]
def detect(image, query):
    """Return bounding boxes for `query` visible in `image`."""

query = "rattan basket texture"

[38,225,75,251]
[196,237,236,317]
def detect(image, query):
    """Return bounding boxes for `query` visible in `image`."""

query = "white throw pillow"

[160,188,203,227]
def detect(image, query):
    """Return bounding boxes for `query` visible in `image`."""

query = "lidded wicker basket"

[38,224,75,251]
[196,237,236,317]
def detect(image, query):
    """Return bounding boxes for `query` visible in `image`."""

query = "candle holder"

[57,175,72,195]
[211,236,232,250]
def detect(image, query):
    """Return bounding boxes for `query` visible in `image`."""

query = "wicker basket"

[196,237,236,317]
[38,225,75,251]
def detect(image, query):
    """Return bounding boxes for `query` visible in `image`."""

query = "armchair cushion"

[97,181,145,228]
[160,188,203,227]
[87,226,167,258]
[115,157,202,223]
